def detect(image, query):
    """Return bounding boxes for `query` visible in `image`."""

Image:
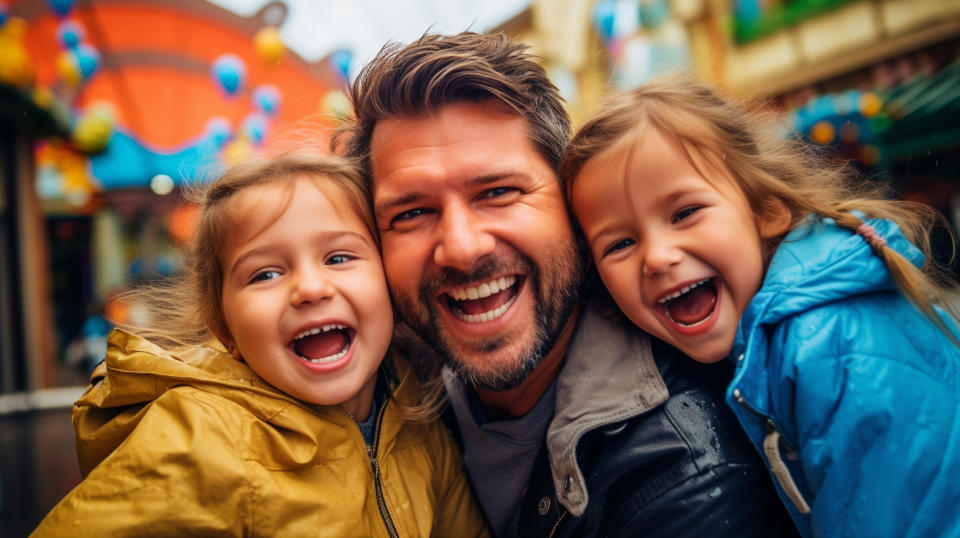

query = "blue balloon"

[74,44,100,79]
[0,5,8,27]
[212,54,246,97]
[47,0,75,17]
[242,113,268,147]
[252,84,281,116]
[58,20,85,50]
[592,0,617,42]
[204,117,232,149]
[330,49,352,82]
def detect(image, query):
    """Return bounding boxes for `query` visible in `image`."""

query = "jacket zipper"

[732,388,810,513]
[547,509,567,537]
[367,402,400,538]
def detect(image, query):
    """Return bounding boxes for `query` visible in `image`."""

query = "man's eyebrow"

[374,173,518,218]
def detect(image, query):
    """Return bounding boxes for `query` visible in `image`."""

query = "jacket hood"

[736,215,924,347]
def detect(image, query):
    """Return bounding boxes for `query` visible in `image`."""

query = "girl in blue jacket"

[564,74,960,537]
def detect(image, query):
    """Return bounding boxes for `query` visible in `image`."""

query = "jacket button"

[733,388,744,402]
[537,496,551,515]
[737,353,744,361]
[563,476,572,492]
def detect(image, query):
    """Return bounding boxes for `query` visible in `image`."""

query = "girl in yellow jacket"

[34,153,489,537]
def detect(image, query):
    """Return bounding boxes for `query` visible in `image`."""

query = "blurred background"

[1,0,958,534]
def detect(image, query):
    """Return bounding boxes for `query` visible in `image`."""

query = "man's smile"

[443,275,522,323]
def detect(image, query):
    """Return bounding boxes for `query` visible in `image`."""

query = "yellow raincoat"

[33,329,488,537]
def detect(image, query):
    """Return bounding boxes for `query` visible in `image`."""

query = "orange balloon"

[254,26,284,65]
[810,121,835,145]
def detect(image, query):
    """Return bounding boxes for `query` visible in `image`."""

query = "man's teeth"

[454,294,518,323]
[294,324,346,341]
[657,278,710,303]
[449,276,516,301]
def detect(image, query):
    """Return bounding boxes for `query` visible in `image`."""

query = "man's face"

[370,101,584,390]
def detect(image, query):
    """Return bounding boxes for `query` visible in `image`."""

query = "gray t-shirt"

[443,368,557,538]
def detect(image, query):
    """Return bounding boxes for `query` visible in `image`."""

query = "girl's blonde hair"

[564,74,958,340]
[120,152,442,420]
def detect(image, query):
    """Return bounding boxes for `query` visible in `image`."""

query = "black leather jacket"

[516,337,798,537]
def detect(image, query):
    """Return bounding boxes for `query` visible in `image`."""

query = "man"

[341,32,794,537]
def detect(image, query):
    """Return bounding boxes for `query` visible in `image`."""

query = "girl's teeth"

[657,278,710,303]
[294,324,346,341]
[301,343,349,364]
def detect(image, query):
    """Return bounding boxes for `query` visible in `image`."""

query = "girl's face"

[219,176,392,419]
[571,129,771,363]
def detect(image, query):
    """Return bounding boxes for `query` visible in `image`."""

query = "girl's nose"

[433,203,496,273]
[642,235,683,277]
[290,267,336,306]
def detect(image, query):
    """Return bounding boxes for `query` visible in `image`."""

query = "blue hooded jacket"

[728,216,960,537]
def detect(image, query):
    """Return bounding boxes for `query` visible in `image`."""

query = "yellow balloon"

[810,121,835,145]
[322,90,351,120]
[858,92,883,118]
[57,51,81,88]
[72,109,114,153]
[223,139,253,166]
[254,27,284,66]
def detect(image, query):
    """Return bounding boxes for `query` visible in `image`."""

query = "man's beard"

[397,239,586,391]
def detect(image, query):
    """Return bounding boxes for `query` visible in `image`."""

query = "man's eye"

[673,206,702,223]
[394,208,428,222]
[326,254,353,265]
[604,238,636,256]
[251,270,280,283]
[482,186,517,199]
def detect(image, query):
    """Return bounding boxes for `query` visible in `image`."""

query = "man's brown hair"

[338,31,571,181]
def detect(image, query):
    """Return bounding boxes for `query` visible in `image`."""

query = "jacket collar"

[546,291,669,516]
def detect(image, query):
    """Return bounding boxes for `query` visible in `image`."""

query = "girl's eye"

[604,238,636,256]
[251,270,280,283]
[326,254,353,265]
[673,206,702,223]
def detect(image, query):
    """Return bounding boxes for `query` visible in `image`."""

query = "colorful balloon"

[74,43,100,78]
[72,106,115,153]
[211,53,246,97]
[322,89,351,120]
[56,49,81,87]
[47,0,75,17]
[57,20,84,49]
[330,49,352,82]
[242,113,268,147]
[254,26,284,65]
[204,117,232,149]
[252,84,281,116]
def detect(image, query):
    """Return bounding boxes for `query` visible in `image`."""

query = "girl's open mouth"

[289,324,354,364]
[656,277,718,329]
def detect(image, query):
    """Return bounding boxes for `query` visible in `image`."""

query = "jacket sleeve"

[427,422,491,538]
[785,326,960,537]
[32,389,252,537]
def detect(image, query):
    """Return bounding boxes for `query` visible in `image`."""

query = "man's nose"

[433,203,496,272]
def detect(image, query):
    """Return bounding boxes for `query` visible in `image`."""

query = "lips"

[289,324,354,364]
[443,275,521,323]
[656,277,718,328]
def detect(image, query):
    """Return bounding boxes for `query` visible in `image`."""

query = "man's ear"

[758,197,792,239]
